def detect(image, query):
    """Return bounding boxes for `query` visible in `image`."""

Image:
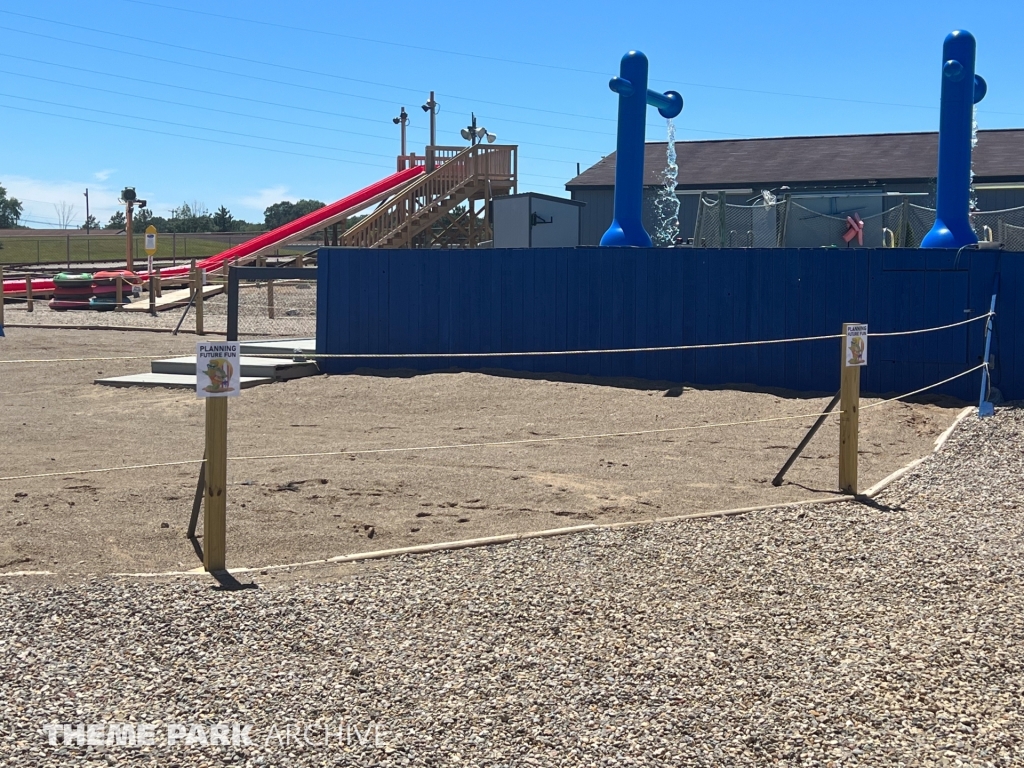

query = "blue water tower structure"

[921,30,987,249]
[600,51,683,247]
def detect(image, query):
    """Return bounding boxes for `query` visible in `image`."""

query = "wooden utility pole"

[839,322,864,494]
[125,201,134,273]
[204,396,228,572]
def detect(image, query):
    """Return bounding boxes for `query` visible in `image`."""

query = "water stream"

[970,105,979,216]
[653,119,680,246]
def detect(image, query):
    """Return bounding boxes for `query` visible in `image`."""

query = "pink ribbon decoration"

[842,212,864,245]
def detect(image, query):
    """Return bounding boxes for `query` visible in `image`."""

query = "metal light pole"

[422,91,438,147]
[392,107,409,159]
[119,187,147,272]
[463,113,479,146]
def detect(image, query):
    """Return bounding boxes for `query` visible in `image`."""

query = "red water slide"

[1,166,423,297]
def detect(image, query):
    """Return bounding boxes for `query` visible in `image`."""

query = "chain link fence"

[693,197,1024,250]
[224,268,318,339]
[1001,223,1024,252]
[693,196,789,248]
[0,232,311,266]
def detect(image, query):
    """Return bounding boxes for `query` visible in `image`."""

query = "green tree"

[106,210,126,230]
[212,205,235,232]
[0,184,23,228]
[133,207,154,229]
[81,214,100,230]
[263,199,325,230]
[168,202,214,233]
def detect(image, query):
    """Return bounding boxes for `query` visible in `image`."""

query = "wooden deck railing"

[345,144,517,248]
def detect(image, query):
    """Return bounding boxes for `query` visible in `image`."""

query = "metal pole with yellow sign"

[144,225,157,274]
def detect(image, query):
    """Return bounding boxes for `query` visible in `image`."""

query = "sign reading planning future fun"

[196,342,240,397]
[845,324,868,367]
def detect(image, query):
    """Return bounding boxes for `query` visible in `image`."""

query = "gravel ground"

[1,406,1021,766]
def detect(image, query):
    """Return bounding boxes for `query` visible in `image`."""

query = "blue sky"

[1,0,1021,228]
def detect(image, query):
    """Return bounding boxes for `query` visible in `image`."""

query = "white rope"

[861,363,987,410]
[0,313,993,365]
[0,409,835,483]
[0,363,990,483]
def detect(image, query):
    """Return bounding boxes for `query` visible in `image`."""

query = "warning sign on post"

[144,225,157,256]
[845,324,868,367]
[196,341,240,397]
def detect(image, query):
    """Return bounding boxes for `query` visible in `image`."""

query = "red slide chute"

[2,166,423,297]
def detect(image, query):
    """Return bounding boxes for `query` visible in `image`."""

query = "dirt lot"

[0,328,965,577]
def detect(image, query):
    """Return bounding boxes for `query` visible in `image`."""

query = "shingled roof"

[566,129,1024,189]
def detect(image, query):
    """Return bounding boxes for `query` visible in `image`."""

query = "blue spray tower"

[600,51,683,247]
[921,30,987,248]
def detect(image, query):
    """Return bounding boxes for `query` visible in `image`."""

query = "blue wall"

[317,247,1021,401]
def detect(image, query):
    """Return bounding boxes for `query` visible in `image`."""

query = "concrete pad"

[94,373,273,389]
[239,337,316,356]
[151,355,319,380]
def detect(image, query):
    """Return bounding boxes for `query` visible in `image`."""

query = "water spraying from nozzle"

[653,119,680,246]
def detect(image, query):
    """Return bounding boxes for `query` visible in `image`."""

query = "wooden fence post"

[839,322,863,494]
[203,396,228,572]
[267,280,275,320]
[195,269,205,336]
[115,274,123,309]
[26,278,34,312]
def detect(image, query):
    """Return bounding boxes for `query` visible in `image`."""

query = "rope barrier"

[0,313,993,365]
[0,361,990,484]
[861,363,988,410]
[867,314,988,337]
[0,409,836,483]
[0,458,203,483]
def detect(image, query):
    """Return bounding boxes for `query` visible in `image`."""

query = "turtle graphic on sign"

[196,341,240,397]
[203,358,235,393]
[845,324,868,367]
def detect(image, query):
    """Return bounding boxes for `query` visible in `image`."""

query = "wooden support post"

[267,280,275,320]
[148,274,157,316]
[155,269,162,298]
[25,276,34,313]
[295,254,305,269]
[839,322,861,495]
[195,269,205,336]
[203,397,228,572]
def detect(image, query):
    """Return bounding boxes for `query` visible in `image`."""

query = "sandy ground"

[0,328,965,578]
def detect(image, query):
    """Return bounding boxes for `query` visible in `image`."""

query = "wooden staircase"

[340,144,517,249]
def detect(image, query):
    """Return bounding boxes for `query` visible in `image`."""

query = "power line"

[0,100,575,182]
[0,23,745,141]
[118,0,613,78]
[115,0,1024,117]
[0,102,396,168]
[0,67,405,145]
[0,54,619,158]
[0,9,617,125]
[0,52,398,128]
[0,91,398,160]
